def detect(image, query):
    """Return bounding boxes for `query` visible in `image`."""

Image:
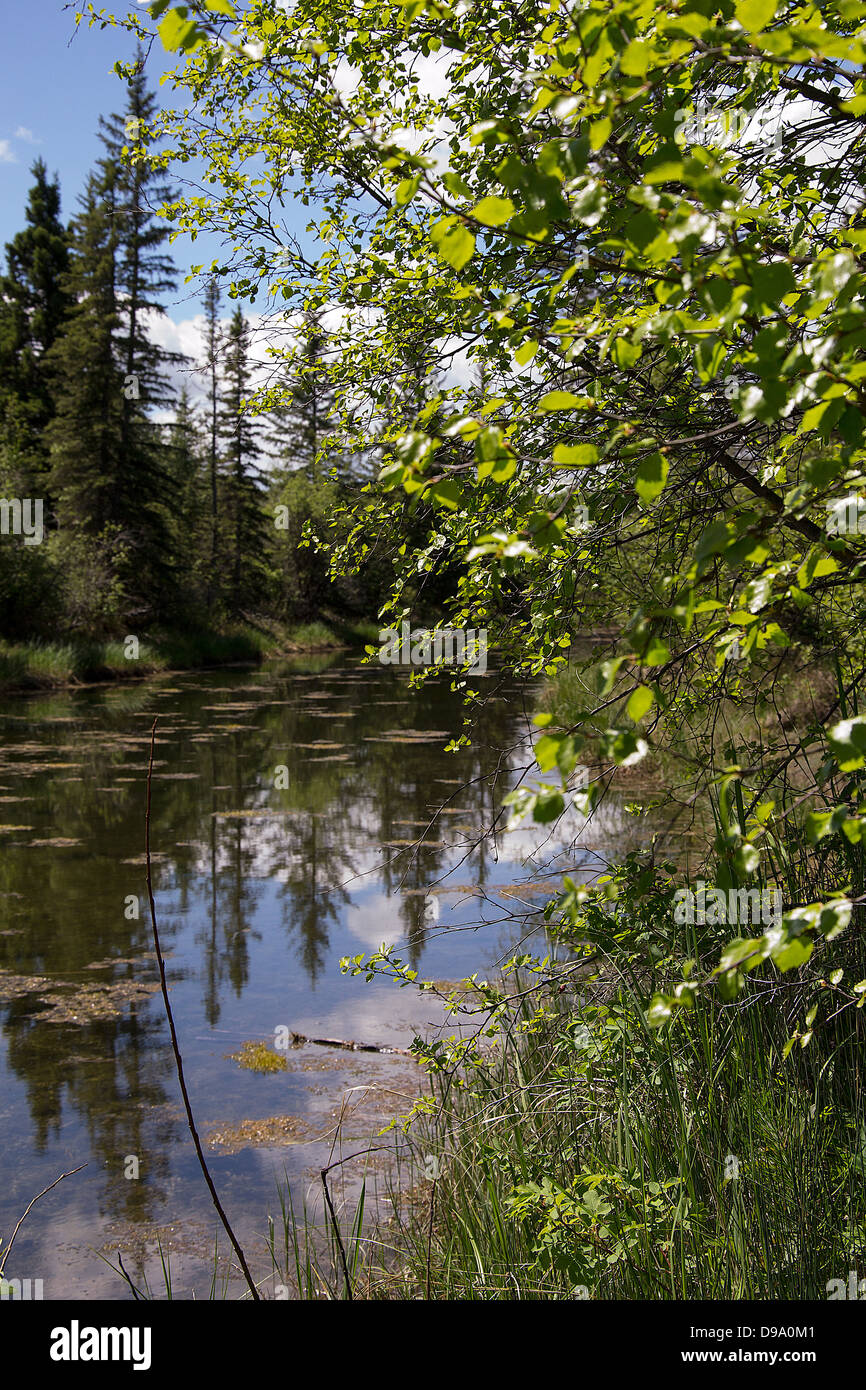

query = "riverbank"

[0,617,380,693]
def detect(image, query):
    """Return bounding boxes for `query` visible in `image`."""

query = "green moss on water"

[228,1040,287,1074]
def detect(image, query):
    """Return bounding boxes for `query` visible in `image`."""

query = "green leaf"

[430,218,476,271]
[735,0,777,32]
[472,196,515,226]
[635,452,669,503]
[599,728,648,767]
[553,443,598,466]
[589,118,612,151]
[750,261,796,309]
[514,339,538,366]
[538,391,588,411]
[626,685,654,722]
[828,718,866,772]
[396,174,422,205]
[772,936,813,971]
[643,635,670,667]
[612,338,642,368]
[533,788,566,823]
[620,41,651,76]
[425,479,462,510]
[159,9,203,51]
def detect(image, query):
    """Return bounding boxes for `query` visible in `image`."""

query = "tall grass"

[347,935,866,1300]
[0,626,269,691]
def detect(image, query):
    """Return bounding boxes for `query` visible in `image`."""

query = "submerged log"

[288,1030,414,1057]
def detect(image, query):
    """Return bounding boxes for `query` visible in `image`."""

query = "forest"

[0,70,397,685]
[2,0,866,1318]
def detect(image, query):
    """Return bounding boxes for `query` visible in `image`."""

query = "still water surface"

[0,654,638,1298]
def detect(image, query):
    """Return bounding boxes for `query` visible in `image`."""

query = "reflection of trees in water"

[276,812,347,985]
[194,741,266,1025]
[0,663,534,1229]
[2,1001,175,1225]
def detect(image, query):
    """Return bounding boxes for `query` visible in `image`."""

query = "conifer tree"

[98,63,181,408]
[268,310,343,619]
[0,159,70,496]
[202,275,222,610]
[166,387,210,616]
[46,66,185,624]
[45,170,125,538]
[218,306,265,615]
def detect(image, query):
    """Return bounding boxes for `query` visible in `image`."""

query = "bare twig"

[0,1163,87,1277]
[145,717,261,1301]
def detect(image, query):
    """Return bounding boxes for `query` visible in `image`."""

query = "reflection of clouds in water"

[344,890,403,951]
[290,979,448,1045]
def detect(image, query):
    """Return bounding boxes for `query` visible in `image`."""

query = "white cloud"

[14,126,39,144]
[0,140,17,164]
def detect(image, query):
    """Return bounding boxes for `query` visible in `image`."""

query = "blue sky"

[0,1,241,327]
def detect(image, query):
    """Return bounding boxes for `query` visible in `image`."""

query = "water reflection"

[0,655,670,1297]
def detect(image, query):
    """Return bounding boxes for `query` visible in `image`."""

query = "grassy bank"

[0,616,381,692]
[293,875,866,1301]
[282,616,380,652]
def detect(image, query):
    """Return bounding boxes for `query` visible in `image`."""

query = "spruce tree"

[45,170,125,538]
[218,306,265,615]
[166,387,210,618]
[94,61,185,617]
[0,158,70,496]
[46,66,185,627]
[97,60,181,426]
[268,311,342,620]
[202,275,222,611]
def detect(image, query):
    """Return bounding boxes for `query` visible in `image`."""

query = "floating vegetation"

[27,837,82,848]
[0,970,160,1023]
[207,1113,319,1152]
[497,880,563,898]
[364,730,449,743]
[227,1039,287,1073]
[384,729,451,739]
[200,703,259,712]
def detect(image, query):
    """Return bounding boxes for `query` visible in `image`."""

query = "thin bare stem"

[0,1163,87,1277]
